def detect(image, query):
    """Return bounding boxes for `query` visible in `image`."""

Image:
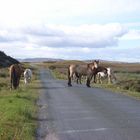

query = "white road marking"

[60,110,91,114]
[58,128,108,134]
[64,117,98,121]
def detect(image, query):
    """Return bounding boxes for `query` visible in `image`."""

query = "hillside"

[0,51,19,67]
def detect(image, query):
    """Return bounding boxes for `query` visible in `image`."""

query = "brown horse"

[68,60,99,87]
[9,64,24,89]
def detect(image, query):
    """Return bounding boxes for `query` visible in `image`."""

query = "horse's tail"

[10,67,12,89]
[10,66,17,89]
[68,66,70,78]
[68,65,72,86]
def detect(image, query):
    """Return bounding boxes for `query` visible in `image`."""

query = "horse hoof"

[68,83,72,87]
[86,85,91,88]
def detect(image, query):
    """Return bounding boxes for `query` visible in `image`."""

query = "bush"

[117,80,140,92]
[0,73,7,78]
[49,65,56,70]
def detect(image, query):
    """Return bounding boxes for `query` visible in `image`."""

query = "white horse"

[97,67,117,84]
[24,69,32,84]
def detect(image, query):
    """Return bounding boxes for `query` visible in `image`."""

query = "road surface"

[37,69,140,140]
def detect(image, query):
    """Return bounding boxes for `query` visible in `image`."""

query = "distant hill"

[0,51,19,67]
[19,58,140,64]
[19,58,64,62]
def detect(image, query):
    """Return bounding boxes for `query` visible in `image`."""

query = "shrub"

[49,65,56,70]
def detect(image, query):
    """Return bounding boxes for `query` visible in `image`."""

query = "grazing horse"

[24,69,32,84]
[9,64,24,89]
[97,67,117,84]
[68,60,99,87]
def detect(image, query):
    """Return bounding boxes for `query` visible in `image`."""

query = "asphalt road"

[37,69,140,140]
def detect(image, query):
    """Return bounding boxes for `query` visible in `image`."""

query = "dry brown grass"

[100,61,140,73]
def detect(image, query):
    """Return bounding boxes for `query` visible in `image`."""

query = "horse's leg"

[98,75,101,84]
[76,77,79,84]
[16,78,19,89]
[86,75,92,87]
[10,70,13,89]
[80,75,82,84]
[68,68,72,86]
[28,77,31,83]
[24,77,27,84]
[17,76,21,89]
[112,73,117,83]
[108,75,111,84]
[77,75,82,84]
[100,77,102,84]
[86,78,90,87]
[93,74,96,83]
[100,74,104,84]
[68,77,72,86]
[10,77,13,89]
[87,72,95,87]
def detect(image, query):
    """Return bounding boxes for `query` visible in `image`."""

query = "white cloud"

[0,23,127,54]
[23,23,127,48]
[0,0,140,26]
[121,30,140,40]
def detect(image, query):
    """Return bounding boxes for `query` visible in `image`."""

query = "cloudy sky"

[0,0,140,62]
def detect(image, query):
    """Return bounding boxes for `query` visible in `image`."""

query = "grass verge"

[0,65,40,140]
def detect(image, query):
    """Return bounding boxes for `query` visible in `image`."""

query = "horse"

[68,60,99,87]
[9,64,24,89]
[92,66,108,83]
[24,69,32,84]
[96,67,117,84]
[76,66,108,84]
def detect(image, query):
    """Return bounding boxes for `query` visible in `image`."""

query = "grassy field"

[41,60,140,99]
[0,63,40,140]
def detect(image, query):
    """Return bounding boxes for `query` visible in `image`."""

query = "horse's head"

[87,60,99,70]
[93,60,99,68]
[90,60,99,70]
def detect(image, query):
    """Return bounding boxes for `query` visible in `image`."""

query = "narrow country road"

[37,68,140,140]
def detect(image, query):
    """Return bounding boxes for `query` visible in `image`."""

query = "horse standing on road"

[9,64,24,89]
[24,69,32,84]
[68,60,99,87]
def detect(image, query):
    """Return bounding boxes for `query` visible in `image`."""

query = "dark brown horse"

[92,66,108,83]
[9,64,24,89]
[68,60,99,87]
[75,66,108,84]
